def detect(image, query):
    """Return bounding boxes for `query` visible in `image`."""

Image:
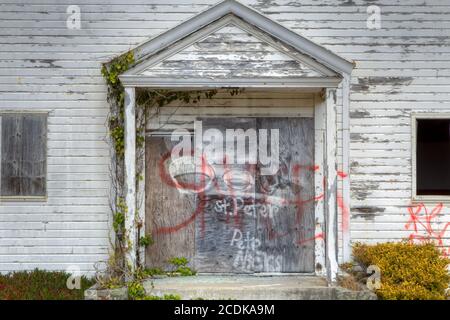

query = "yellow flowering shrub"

[352,242,449,300]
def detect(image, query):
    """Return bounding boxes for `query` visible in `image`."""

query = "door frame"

[123,87,341,281]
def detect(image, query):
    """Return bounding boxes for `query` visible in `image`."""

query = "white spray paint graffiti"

[214,196,280,221]
[230,228,282,272]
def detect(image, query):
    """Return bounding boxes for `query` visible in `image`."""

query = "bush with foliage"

[352,242,450,300]
[168,257,196,276]
[127,280,147,300]
[0,269,94,300]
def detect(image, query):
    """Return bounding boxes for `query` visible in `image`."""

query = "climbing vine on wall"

[101,51,134,159]
[99,49,243,286]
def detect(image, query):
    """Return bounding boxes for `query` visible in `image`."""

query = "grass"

[0,269,95,300]
[337,274,362,291]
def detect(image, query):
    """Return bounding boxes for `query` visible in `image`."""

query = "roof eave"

[122,0,353,77]
[119,75,343,88]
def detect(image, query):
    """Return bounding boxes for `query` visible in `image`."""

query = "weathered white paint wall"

[0,0,449,274]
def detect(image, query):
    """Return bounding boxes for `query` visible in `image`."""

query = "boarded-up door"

[255,118,315,272]
[145,136,196,269]
[145,117,314,273]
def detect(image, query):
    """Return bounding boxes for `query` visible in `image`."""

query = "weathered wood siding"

[1,0,449,273]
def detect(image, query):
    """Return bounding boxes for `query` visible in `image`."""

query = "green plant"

[127,281,146,300]
[109,122,125,158]
[0,269,94,300]
[168,257,189,267]
[101,51,135,158]
[174,266,196,277]
[101,51,134,88]
[128,278,181,300]
[352,242,450,300]
[139,234,154,247]
[162,293,181,300]
[140,293,181,300]
[112,197,127,233]
[132,266,166,281]
[112,212,125,234]
[144,267,165,277]
[168,257,196,276]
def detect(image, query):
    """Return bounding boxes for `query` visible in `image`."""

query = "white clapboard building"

[1,0,449,281]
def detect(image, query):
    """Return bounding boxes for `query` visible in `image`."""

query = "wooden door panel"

[256,118,315,272]
[145,136,196,269]
[145,118,315,273]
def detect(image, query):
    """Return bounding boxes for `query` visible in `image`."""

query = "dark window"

[416,119,450,196]
[1,114,47,197]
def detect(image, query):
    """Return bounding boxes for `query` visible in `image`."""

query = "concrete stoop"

[84,275,377,300]
[142,275,377,300]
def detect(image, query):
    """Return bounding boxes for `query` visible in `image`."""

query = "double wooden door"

[145,117,315,273]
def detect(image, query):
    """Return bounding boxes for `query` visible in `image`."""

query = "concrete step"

[143,275,377,300]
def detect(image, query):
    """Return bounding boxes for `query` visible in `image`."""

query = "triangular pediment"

[120,0,353,87]
[139,20,331,79]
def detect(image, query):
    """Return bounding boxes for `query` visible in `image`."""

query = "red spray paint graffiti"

[154,149,350,248]
[297,233,324,246]
[337,170,350,234]
[405,203,450,256]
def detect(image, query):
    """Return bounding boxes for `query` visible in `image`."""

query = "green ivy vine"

[100,49,243,287]
[101,51,135,159]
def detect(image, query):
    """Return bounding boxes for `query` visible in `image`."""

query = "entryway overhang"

[118,0,353,283]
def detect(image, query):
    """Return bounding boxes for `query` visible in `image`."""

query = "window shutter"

[1,114,47,197]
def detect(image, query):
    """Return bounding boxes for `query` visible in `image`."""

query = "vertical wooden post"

[325,88,338,283]
[124,86,137,276]
[341,73,351,263]
[136,105,146,268]
[314,93,326,276]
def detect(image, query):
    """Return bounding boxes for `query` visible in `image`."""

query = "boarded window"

[1,114,47,197]
[416,119,450,196]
